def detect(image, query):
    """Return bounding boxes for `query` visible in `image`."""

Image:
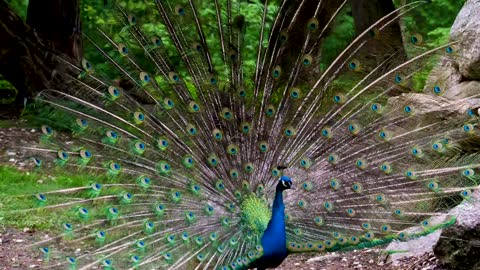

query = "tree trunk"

[0,0,81,118]
[350,0,406,62]
[27,0,83,62]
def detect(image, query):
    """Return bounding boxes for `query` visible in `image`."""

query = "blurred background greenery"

[1,0,465,106]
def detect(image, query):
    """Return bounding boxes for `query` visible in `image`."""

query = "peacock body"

[2,0,480,269]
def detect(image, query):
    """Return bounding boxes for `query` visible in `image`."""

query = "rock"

[386,93,480,121]
[450,0,480,80]
[433,190,480,270]
[384,208,454,264]
[306,252,339,263]
[424,0,480,100]
[444,80,480,100]
[424,58,462,95]
[384,226,442,264]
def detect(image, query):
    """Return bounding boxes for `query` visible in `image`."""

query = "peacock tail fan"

[3,0,480,269]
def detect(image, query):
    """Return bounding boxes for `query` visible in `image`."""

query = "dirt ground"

[0,228,444,270]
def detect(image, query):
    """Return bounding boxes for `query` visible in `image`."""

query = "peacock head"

[277,175,293,191]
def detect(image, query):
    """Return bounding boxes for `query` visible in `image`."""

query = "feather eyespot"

[82,58,92,71]
[279,30,288,42]
[188,101,200,112]
[187,124,197,136]
[290,88,301,99]
[79,149,92,159]
[284,126,296,137]
[307,18,319,30]
[41,125,53,136]
[302,54,312,66]
[212,129,223,140]
[410,33,423,45]
[168,72,180,82]
[139,72,150,83]
[272,66,281,78]
[175,5,186,16]
[128,15,136,25]
[152,36,162,46]
[118,44,128,56]
[433,85,443,95]
[265,104,276,117]
[192,42,202,52]
[258,141,269,152]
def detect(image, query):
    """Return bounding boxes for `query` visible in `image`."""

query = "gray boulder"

[450,0,480,80]
[433,191,480,270]
[424,0,480,99]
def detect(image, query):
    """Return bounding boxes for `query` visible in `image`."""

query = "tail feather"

[2,0,478,269]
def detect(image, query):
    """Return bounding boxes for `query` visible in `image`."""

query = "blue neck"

[272,188,285,211]
[260,188,287,256]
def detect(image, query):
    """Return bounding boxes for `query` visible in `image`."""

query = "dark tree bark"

[0,0,82,118]
[27,0,83,61]
[350,0,406,62]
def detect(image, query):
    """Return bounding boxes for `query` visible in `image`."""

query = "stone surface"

[445,80,480,101]
[425,0,480,100]
[385,214,450,264]
[450,0,480,80]
[387,92,480,116]
[433,191,480,270]
[384,188,480,268]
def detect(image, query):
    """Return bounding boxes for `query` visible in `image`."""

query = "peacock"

[1,0,479,269]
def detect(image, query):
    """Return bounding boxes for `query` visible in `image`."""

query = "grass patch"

[0,166,100,230]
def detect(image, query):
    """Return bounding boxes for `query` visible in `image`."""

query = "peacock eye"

[175,5,186,16]
[307,18,318,30]
[118,44,128,55]
[394,74,403,83]
[152,36,162,46]
[290,88,301,99]
[128,15,136,25]
[302,54,312,66]
[210,77,217,85]
[272,66,281,78]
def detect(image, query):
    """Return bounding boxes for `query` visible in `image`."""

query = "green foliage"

[1,0,467,104]
[5,0,28,20]
[0,80,17,104]
[399,0,465,43]
[319,7,355,70]
[396,0,465,89]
